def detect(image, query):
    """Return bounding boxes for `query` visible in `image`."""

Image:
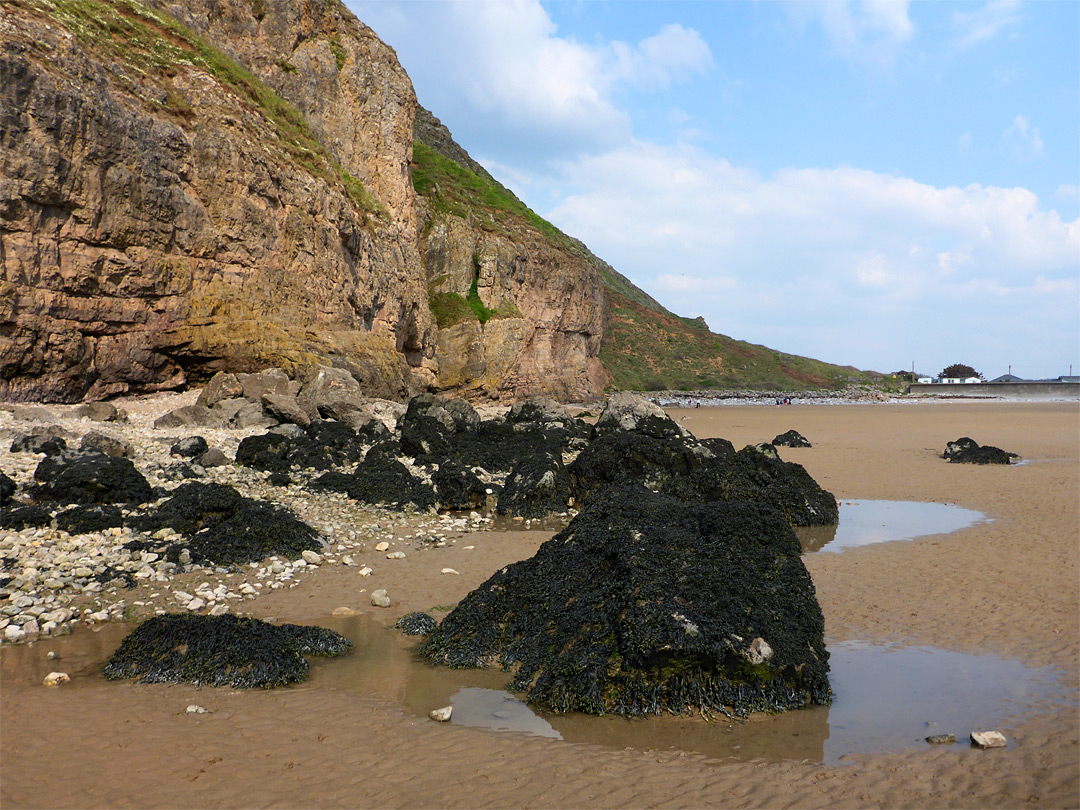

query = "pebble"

[375,542,390,552]
[301,550,322,565]
[185,704,208,714]
[358,567,372,577]
[441,568,460,575]
[43,672,70,687]
[429,706,453,722]
[370,589,391,608]
[386,551,406,560]
[925,734,956,745]
[331,607,357,617]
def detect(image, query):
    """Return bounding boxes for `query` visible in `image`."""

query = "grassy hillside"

[412,118,880,393]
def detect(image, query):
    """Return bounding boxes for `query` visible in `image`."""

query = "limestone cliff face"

[0,0,433,402]
[414,110,605,402]
[0,0,604,404]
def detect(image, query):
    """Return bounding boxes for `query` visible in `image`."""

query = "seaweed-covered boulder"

[235,421,368,475]
[346,453,436,511]
[0,503,52,530]
[31,451,153,505]
[773,430,812,448]
[497,452,571,517]
[170,436,209,459]
[568,426,702,504]
[103,614,351,688]
[433,461,488,511]
[943,437,1018,465]
[10,434,67,455]
[396,612,438,636]
[423,486,831,717]
[688,445,838,527]
[0,471,15,507]
[130,482,320,565]
[399,394,480,458]
[55,504,125,534]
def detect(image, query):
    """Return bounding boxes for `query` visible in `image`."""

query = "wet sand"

[2,400,1078,808]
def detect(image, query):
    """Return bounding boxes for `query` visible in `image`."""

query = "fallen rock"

[970,730,1007,748]
[103,614,351,688]
[74,402,121,422]
[261,393,311,428]
[943,438,1018,465]
[199,448,230,468]
[423,485,831,716]
[170,436,209,459]
[370,589,391,608]
[185,704,208,714]
[195,372,244,409]
[79,430,132,458]
[0,471,15,507]
[10,434,67,455]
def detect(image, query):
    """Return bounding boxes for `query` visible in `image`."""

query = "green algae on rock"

[422,485,831,717]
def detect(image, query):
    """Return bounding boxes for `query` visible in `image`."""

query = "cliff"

[0,0,605,404]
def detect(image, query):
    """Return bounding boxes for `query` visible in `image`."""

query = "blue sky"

[347,0,1079,379]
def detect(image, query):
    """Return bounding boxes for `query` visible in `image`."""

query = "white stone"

[429,706,453,722]
[358,567,372,577]
[186,704,208,714]
[441,568,460,575]
[331,607,357,617]
[971,730,1007,749]
[209,604,229,616]
[370,589,391,608]
[386,551,406,560]
[747,637,773,664]
[186,598,206,611]
[341,555,354,566]
[301,550,322,565]
[173,591,193,603]
[4,625,26,642]
[375,542,390,552]
[43,672,70,687]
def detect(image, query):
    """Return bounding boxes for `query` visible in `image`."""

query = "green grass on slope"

[601,286,873,392]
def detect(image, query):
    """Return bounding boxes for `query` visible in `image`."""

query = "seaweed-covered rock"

[31,452,153,505]
[10,434,67,455]
[235,422,367,474]
[0,503,53,530]
[423,486,831,717]
[396,612,438,636]
[55,504,125,534]
[567,426,701,504]
[102,614,351,688]
[130,482,320,565]
[0,471,15,507]
[497,452,571,517]
[688,445,838,527]
[433,461,488,511]
[346,454,436,511]
[399,394,480,458]
[943,437,1018,465]
[170,436,209,459]
[773,430,812,448]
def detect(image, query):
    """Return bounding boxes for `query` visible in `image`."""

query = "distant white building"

[940,377,982,384]
[917,376,934,384]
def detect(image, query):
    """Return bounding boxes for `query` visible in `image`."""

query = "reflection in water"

[3,616,1072,766]
[311,617,1072,765]
[795,500,989,553]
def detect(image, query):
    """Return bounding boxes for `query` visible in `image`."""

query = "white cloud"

[1003,114,1044,160]
[954,0,1024,50]
[786,0,915,67]
[546,141,1079,370]
[347,0,710,165]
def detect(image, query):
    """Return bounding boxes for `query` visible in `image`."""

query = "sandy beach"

[2,399,1077,809]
